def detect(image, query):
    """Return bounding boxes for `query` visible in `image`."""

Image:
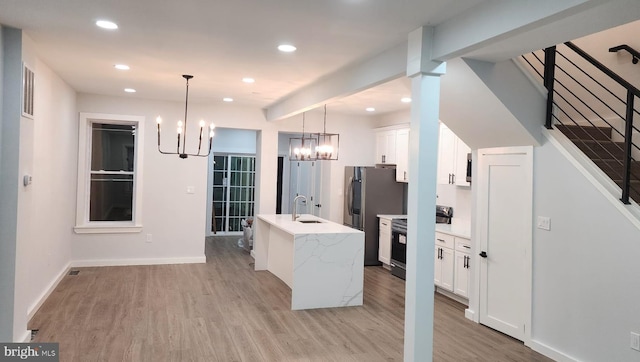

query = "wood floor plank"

[28,235,552,362]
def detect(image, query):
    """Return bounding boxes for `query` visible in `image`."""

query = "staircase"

[521,42,640,204]
[556,124,640,202]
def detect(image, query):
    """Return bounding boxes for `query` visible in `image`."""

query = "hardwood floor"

[29,236,552,361]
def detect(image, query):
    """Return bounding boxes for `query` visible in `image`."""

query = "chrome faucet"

[292,195,307,221]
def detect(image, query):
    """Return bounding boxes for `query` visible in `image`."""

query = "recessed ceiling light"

[223,97,234,102]
[114,64,130,70]
[96,20,118,30]
[366,107,376,112]
[242,77,255,83]
[401,97,412,103]
[278,44,297,53]
[124,88,136,93]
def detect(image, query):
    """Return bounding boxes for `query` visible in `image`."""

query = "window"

[75,113,145,233]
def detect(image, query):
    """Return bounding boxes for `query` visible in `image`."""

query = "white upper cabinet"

[437,123,471,186]
[376,130,397,165]
[395,129,410,182]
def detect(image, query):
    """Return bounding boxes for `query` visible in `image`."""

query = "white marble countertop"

[435,224,471,239]
[257,214,363,236]
[377,214,407,220]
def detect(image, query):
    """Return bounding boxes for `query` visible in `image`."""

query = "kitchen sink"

[298,220,323,224]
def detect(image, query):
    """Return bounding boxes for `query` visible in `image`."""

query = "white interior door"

[477,147,532,342]
[289,161,323,217]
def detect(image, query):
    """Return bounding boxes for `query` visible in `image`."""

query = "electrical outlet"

[537,216,551,231]
[631,332,640,351]
[146,234,153,243]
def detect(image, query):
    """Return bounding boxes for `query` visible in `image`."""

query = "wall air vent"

[22,63,34,118]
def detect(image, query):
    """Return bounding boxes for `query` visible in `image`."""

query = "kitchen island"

[253,214,364,310]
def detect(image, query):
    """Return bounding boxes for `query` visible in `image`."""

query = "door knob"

[479,251,488,258]
[314,204,322,208]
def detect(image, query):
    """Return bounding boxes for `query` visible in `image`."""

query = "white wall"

[531,135,640,361]
[1,33,79,343]
[211,128,257,154]
[73,95,227,264]
[24,51,76,319]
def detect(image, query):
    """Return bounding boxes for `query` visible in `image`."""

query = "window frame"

[74,112,145,234]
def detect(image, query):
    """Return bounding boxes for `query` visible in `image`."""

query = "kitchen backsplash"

[436,184,471,227]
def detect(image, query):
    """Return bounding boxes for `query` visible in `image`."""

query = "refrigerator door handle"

[347,176,354,215]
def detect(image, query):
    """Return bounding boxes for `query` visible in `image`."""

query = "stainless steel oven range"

[390,205,453,280]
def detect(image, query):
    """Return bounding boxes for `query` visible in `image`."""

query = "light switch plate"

[186,186,195,194]
[631,332,640,351]
[537,216,551,231]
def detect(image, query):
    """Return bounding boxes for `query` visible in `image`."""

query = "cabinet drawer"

[379,218,391,232]
[435,232,454,249]
[455,238,471,252]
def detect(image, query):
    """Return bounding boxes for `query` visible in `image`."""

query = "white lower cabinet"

[378,218,392,265]
[453,238,471,298]
[435,231,471,299]
[434,245,454,292]
[434,232,455,292]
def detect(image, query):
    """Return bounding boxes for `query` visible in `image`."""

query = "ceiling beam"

[264,42,407,122]
[265,0,635,121]
[431,0,610,61]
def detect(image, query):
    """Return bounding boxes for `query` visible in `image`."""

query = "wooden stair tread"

[556,124,612,141]
[575,140,625,160]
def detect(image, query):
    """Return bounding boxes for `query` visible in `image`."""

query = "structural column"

[404,26,446,362]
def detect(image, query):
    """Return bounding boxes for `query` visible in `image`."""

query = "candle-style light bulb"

[156,116,162,124]
[177,127,183,134]
[209,123,215,130]
[177,120,183,128]
[199,120,205,128]
[209,130,215,138]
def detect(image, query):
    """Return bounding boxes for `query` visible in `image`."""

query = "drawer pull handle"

[462,245,471,249]
[437,238,445,243]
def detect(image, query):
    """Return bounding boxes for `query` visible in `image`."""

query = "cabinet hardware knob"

[479,251,488,258]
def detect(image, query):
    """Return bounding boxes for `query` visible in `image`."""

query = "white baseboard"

[71,255,206,267]
[435,287,469,306]
[28,262,71,321]
[17,330,31,343]
[528,340,579,362]
[464,308,475,321]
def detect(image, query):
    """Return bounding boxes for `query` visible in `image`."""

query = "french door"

[210,154,256,234]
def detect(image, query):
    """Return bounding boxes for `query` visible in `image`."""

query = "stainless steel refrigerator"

[344,166,404,266]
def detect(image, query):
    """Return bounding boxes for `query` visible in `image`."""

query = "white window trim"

[74,112,145,234]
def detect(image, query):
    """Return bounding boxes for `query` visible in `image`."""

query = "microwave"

[466,153,472,183]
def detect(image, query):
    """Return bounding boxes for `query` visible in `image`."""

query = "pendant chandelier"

[313,104,339,160]
[156,74,215,159]
[289,112,317,161]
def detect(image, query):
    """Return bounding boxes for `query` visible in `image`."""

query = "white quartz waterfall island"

[253,214,364,310]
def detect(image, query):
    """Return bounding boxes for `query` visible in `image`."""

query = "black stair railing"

[521,42,640,204]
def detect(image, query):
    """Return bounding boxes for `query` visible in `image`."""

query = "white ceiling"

[1,1,638,119]
[0,0,483,116]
